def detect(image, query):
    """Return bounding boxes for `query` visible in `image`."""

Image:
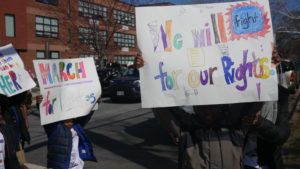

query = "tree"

[270,0,300,58]
[52,0,138,69]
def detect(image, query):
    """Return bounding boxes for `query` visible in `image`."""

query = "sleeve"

[168,107,204,130]
[253,86,291,145]
[76,110,95,127]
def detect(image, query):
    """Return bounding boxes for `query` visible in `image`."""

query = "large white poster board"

[33,58,101,125]
[0,44,36,96]
[136,0,277,108]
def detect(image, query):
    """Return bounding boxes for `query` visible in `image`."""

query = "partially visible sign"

[0,44,36,96]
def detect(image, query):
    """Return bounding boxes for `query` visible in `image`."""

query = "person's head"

[272,48,281,67]
[63,119,74,129]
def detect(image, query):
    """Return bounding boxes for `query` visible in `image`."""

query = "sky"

[120,0,300,32]
[120,0,300,10]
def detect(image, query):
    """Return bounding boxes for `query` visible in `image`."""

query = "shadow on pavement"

[86,129,177,169]
[102,98,141,104]
[25,141,47,153]
[124,118,175,146]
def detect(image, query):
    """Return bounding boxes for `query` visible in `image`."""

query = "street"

[25,92,300,169]
[25,99,178,169]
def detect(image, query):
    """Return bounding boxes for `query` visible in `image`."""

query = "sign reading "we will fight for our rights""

[136,0,277,108]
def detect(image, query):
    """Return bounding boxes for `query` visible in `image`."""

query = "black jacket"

[0,123,21,169]
[254,85,291,169]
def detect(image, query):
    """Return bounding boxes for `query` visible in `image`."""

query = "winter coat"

[0,122,22,169]
[44,112,96,169]
[254,85,291,169]
[170,106,246,169]
[2,106,30,146]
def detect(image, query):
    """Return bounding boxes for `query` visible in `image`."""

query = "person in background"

[0,92,31,169]
[242,49,291,169]
[0,96,22,169]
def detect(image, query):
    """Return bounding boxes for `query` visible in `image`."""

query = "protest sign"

[33,58,101,125]
[0,44,36,96]
[136,0,277,108]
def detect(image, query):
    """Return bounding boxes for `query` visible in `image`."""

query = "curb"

[25,163,46,169]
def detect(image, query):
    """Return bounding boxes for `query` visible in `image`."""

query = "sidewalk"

[25,163,46,169]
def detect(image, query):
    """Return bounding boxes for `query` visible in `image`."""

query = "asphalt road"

[25,91,300,169]
[25,99,178,169]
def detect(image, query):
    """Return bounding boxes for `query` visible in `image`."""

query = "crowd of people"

[0,48,293,169]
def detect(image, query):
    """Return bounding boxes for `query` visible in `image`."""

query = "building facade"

[1,0,138,71]
[0,0,28,60]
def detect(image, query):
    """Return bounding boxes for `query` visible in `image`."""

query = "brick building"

[1,0,138,71]
[0,0,28,59]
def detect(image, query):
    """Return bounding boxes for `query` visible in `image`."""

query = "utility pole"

[45,41,49,59]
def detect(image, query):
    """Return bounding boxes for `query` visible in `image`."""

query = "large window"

[36,0,58,5]
[5,14,15,37]
[114,33,135,48]
[78,27,107,45]
[36,16,58,38]
[114,55,135,65]
[78,0,107,19]
[113,10,135,27]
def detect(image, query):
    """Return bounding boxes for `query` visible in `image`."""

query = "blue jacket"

[44,113,96,169]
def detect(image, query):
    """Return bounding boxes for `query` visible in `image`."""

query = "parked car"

[277,59,300,94]
[109,67,141,102]
[97,69,121,97]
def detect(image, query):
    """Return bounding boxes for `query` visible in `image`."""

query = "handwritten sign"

[0,44,36,96]
[33,58,101,125]
[136,0,277,108]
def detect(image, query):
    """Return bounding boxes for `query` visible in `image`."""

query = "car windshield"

[122,68,139,77]
[279,61,295,72]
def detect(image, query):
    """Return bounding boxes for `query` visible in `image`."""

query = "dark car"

[97,69,121,96]
[109,67,140,102]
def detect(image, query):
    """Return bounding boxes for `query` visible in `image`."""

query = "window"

[36,51,45,59]
[114,33,135,48]
[78,27,107,45]
[36,51,59,59]
[114,55,135,65]
[80,53,101,67]
[50,51,59,59]
[36,16,58,38]
[113,10,135,27]
[36,0,58,5]
[5,14,15,37]
[78,0,107,20]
